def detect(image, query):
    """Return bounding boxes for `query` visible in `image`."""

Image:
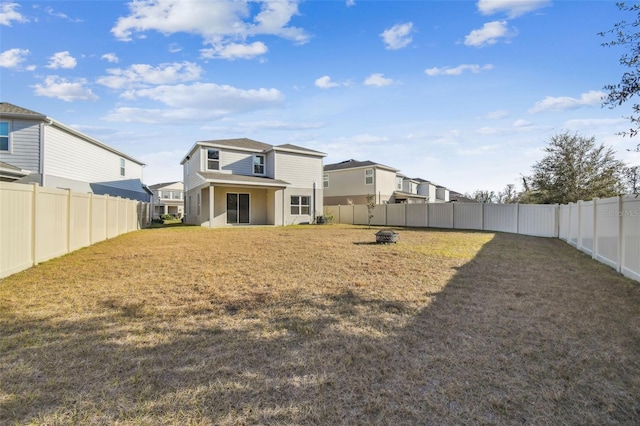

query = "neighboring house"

[323,159,427,205]
[449,190,478,203]
[181,138,325,227]
[0,102,151,201]
[149,181,184,219]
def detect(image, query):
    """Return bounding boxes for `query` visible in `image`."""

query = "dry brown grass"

[1,224,639,425]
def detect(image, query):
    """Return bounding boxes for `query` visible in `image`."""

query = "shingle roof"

[276,143,326,156]
[324,159,398,172]
[0,102,46,118]
[148,181,181,189]
[198,171,289,187]
[199,138,273,151]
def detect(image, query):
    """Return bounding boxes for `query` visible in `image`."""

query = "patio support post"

[209,184,214,228]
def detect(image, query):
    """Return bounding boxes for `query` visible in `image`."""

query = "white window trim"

[253,154,266,175]
[120,158,125,177]
[365,168,374,185]
[290,195,310,215]
[206,148,220,171]
[323,173,329,188]
[0,120,10,152]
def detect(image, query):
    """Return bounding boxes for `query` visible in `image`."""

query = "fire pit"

[375,230,399,244]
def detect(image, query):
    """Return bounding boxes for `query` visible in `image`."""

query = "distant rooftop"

[324,159,398,172]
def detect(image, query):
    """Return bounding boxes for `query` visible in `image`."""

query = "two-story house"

[181,138,326,227]
[0,102,151,201]
[149,181,184,219]
[323,159,427,205]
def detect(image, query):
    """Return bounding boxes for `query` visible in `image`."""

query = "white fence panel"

[91,195,108,244]
[578,200,595,255]
[558,205,570,241]
[0,182,149,279]
[454,203,483,230]
[370,205,387,226]
[483,204,517,233]
[339,205,354,224]
[35,187,69,264]
[621,196,640,281]
[324,205,340,223]
[428,203,453,228]
[0,183,34,278]
[518,204,558,237]
[386,204,406,226]
[69,192,91,251]
[353,205,368,225]
[594,197,619,269]
[568,203,579,247]
[406,204,428,227]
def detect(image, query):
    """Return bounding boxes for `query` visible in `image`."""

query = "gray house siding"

[0,119,41,172]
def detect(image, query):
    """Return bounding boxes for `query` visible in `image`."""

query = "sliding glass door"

[226,193,250,224]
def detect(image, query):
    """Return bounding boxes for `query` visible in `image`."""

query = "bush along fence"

[0,182,150,279]
[324,195,640,283]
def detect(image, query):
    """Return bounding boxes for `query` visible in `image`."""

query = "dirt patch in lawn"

[1,225,638,424]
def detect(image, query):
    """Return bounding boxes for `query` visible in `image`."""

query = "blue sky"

[1,0,638,194]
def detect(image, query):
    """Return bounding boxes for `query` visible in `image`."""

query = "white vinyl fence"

[1,182,150,279]
[325,195,640,282]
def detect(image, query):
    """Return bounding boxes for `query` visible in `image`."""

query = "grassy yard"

[1,225,639,425]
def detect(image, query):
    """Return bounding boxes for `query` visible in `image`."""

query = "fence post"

[31,183,39,267]
[617,195,624,274]
[516,203,520,235]
[66,189,72,255]
[592,198,598,260]
[577,200,583,251]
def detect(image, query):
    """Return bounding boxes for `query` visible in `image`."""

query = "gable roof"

[0,102,46,119]
[181,138,325,164]
[148,181,182,190]
[324,159,399,172]
[0,102,145,166]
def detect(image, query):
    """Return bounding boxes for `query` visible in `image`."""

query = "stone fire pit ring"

[375,229,399,244]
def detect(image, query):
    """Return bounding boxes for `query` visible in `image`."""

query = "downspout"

[313,181,316,223]
[40,122,46,186]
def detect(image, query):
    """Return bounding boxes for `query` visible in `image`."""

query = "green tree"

[522,132,626,204]
[600,2,640,137]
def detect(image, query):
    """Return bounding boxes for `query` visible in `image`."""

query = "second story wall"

[274,150,323,188]
[43,125,143,185]
[0,119,41,172]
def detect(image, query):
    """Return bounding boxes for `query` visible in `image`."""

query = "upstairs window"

[365,168,374,185]
[207,149,220,170]
[396,176,403,190]
[323,173,329,188]
[0,121,9,151]
[253,154,265,175]
[120,158,125,176]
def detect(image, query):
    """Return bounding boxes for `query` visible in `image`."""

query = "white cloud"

[380,22,413,50]
[425,64,493,76]
[513,119,532,127]
[457,144,500,155]
[103,82,283,123]
[334,134,390,144]
[101,53,119,63]
[0,2,28,26]
[0,48,30,68]
[32,76,98,102]
[485,109,509,119]
[168,43,182,53]
[464,21,514,47]
[36,5,83,22]
[529,90,605,113]
[346,0,356,6]
[200,41,268,60]
[46,51,77,69]
[315,75,341,89]
[364,73,394,87]
[112,0,308,59]
[97,61,203,89]
[477,0,551,18]
[477,127,498,135]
